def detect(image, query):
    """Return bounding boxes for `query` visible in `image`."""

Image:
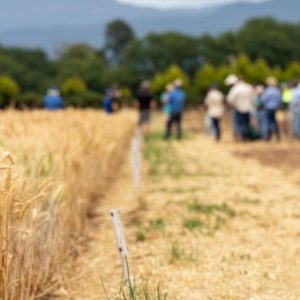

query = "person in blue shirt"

[164,79,186,140]
[103,89,113,114]
[255,84,268,139]
[291,80,300,139]
[43,87,64,110]
[160,83,173,118]
[262,77,281,141]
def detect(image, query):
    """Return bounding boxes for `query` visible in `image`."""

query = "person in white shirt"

[204,85,225,141]
[225,74,240,139]
[225,75,256,140]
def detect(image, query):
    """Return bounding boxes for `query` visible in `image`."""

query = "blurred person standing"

[291,80,300,139]
[255,84,268,139]
[282,82,293,110]
[103,87,122,114]
[281,82,293,135]
[262,77,281,141]
[103,88,113,114]
[226,75,256,141]
[225,74,240,140]
[135,81,155,138]
[164,79,186,140]
[160,83,174,120]
[204,85,225,142]
[43,87,64,110]
[111,86,122,112]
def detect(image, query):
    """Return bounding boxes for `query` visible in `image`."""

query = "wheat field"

[0,109,135,300]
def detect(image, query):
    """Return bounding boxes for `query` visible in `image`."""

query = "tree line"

[1,17,300,108]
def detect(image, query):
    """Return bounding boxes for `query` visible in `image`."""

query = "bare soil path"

[63,116,300,300]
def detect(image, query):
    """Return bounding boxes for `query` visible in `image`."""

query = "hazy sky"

[118,0,265,9]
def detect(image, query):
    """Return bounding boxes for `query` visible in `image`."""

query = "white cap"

[47,88,60,97]
[266,76,278,86]
[225,74,239,86]
[166,83,174,92]
[174,78,184,87]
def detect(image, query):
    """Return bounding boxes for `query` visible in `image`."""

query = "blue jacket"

[262,87,281,110]
[43,96,64,110]
[292,86,300,114]
[104,97,113,114]
[169,88,186,113]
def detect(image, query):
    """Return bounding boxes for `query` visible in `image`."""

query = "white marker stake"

[130,129,142,194]
[110,209,130,289]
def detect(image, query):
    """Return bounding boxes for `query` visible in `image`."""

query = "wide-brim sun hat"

[141,80,150,89]
[47,87,60,97]
[224,74,239,86]
[166,83,174,92]
[174,78,184,87]
[266,76,278,86]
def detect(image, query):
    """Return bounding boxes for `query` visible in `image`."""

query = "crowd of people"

[42,75,300,143]
[205,74,300,142]
[134,74,300,143]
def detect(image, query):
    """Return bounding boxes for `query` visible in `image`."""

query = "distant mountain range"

[0,0,299,56]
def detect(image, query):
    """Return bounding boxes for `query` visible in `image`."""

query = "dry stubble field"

[63,113,300,300]
[0,110,299,300]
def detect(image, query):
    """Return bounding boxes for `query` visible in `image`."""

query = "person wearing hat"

[43,87,64,110]
[262,76,281,141]
[225,75,256,141]
[164,78,186,140]
[225,75,240,139]
[204,84,225,142]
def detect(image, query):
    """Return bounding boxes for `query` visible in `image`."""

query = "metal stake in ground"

[130,129,142,195]
[110,209,131,290]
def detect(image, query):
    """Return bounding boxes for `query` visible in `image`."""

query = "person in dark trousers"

[262,77,281,141]
[226,75,256,141]
[164,79,186,140]
[255,84,268,139]
[43,87,64,110]
[204,85,225,142]
[135,81,155,138]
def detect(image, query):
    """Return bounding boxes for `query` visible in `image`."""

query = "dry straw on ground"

[64,114,300,300]
[0,109,135,300]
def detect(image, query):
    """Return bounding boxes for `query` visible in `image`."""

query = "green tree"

[124,32,201,77]
[200,32,238,66]
[271,66,284,83]
[61,76,87,96]
[105,19,135,64]
[151,65,190,96]
[237,18,300,67]
[194,64,217,100]
[0,75,20,107]
[0,47,51,93]
[231,54,255,82]
[57,44,108,92]
[282,61,300,82]
[250,58,271,84]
